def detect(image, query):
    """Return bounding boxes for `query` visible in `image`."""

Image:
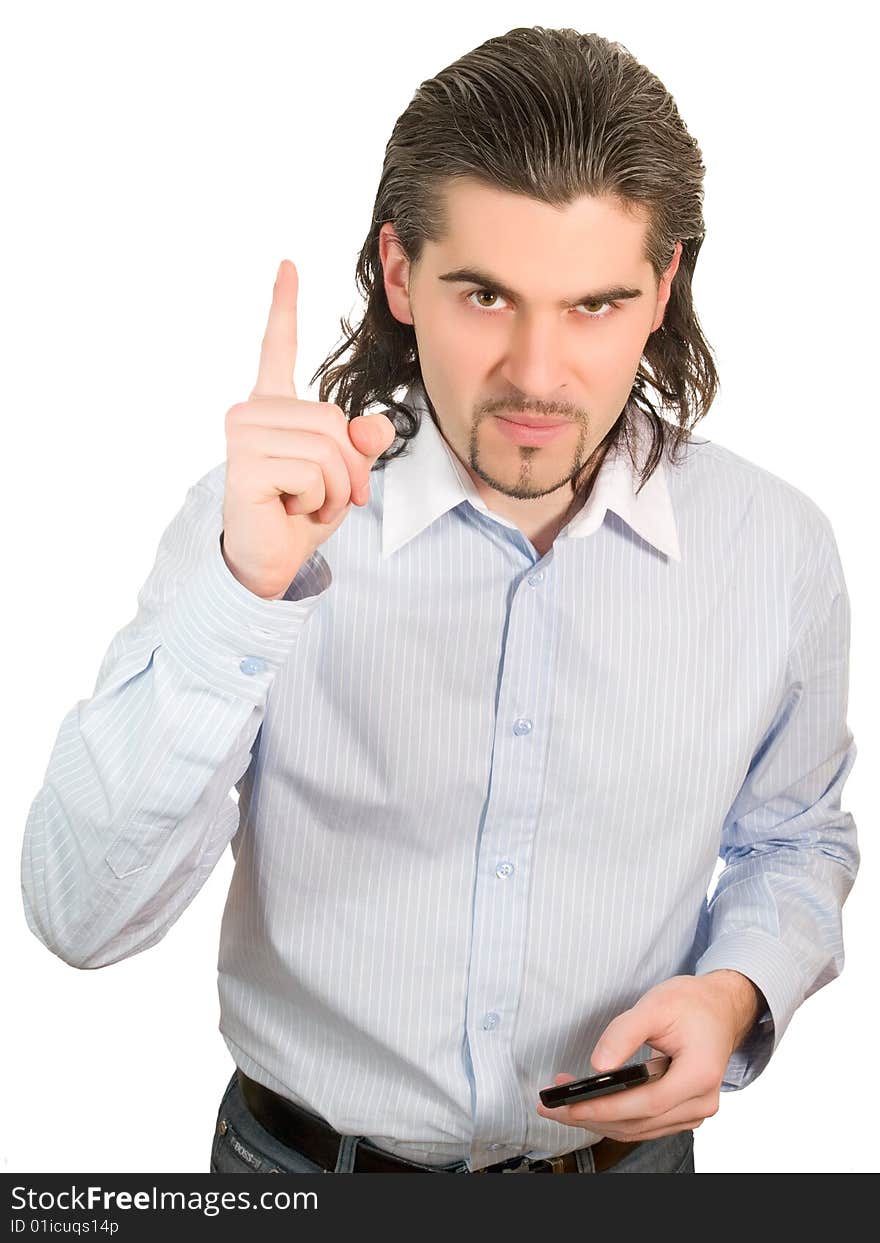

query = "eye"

[467,289,509,311]
[466,289,618,320]
[574,299,615,319]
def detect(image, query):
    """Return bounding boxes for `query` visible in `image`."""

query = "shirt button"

[527,571,544,587]
[495,861,514,878]
[482,1012,500,1031]
[249,625,277,639]
[513,718,532,736]
[239,656,268,675]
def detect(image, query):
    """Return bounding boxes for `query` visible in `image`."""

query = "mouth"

[497,414,570,429]
[491,414,571,446]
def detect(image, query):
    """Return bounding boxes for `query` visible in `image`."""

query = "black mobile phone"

[539,1055,672,1108]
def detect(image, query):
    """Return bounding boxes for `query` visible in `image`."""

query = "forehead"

[427,176,652,279]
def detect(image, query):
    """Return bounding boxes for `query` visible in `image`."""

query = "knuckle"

[312,432,340,463]
[317,401,347,426]
[304,439,343,483]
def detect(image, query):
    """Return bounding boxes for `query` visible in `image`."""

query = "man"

[21,26,858,1175]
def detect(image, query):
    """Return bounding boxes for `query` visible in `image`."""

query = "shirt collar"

[381,380,682,562]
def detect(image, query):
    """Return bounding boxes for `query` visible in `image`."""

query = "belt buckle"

[472,1154,528,1174]
[495,1155,531,1174]
[529,1155,567,1173]
[480,1153,566,1174]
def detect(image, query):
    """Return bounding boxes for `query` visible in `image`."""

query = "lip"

[497,414,570,428]
[492,415,571,446]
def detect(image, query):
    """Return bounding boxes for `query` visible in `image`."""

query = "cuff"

[694,930,805,1090]
[159,531,332,704]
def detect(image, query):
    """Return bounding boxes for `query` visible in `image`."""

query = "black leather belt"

[236,1070,642,1174]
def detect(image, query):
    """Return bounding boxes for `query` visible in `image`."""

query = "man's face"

[380,178,680,504]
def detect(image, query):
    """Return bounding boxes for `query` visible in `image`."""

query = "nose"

[500,310,568,400]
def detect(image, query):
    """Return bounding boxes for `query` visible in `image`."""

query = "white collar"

[381,381,682,562]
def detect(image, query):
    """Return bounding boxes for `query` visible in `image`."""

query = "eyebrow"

[437,266,644,308]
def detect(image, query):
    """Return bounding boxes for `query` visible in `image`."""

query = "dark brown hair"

[308,26,718,493]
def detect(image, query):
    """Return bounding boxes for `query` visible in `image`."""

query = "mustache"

[479,397,583,420]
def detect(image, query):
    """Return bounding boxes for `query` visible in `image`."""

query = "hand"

[222,259,397,598]
[536,972,762,1142]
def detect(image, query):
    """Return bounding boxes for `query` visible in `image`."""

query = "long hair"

[308,26,718,494]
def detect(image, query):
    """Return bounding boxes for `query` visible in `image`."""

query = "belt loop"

[575,1144,596,1173]
[334,1133,361,1173]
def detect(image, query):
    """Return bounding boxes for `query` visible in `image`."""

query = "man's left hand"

[536,971,762,1142]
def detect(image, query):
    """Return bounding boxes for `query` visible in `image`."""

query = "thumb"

[348,411,397,462]
[591,1005,653,1073]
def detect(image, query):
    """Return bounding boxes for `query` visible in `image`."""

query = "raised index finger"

[250,259,298,400]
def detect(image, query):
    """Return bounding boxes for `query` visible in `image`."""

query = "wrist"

[701,969,763,1050]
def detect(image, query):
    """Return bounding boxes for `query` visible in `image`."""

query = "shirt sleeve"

[20,466,332,969]
[691,505,859,1090]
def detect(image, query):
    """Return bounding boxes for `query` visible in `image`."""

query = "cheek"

[423,309,486,379]
[585,320,651,385]
[412,311,480,410]
[416,304,475,361]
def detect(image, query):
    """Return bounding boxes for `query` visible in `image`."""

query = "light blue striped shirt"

[21,381,858,1171]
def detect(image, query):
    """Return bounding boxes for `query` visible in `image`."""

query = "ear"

[650,239,683,333]
[379,222,415,326]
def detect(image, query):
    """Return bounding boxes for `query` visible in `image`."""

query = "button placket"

[465,554,555,1159]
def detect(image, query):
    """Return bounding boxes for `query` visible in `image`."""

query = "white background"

[2,0,876,1175]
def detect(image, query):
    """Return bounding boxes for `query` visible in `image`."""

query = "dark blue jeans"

[209,1070,695,1174]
